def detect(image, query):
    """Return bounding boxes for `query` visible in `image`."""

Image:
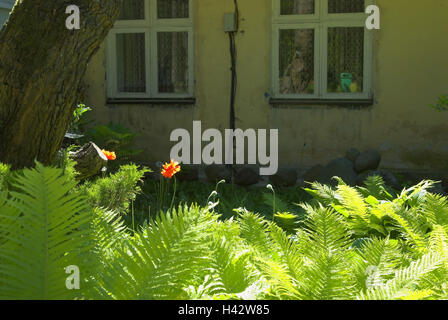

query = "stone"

[345,148,361,163]
[269,168,298,187]
[176,165,199,182]
[205,165,232,183]
[303,159,357,187]
[354,149,381,173]
[303,165,325,183]
[356,170,401,190]
[234,167,259,186]
[325,157,358,186]
[429,182,447,196]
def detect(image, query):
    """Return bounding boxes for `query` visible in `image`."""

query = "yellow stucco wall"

[84,0,448,171]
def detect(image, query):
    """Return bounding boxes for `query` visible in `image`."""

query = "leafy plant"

[82,123,143,167]
[70,103,92,134]
[430,94,448,112]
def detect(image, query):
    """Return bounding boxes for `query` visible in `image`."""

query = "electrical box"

[224,13,237,32]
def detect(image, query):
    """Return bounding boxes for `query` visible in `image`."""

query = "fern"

[93,205,217,299]
[0,163,11,191]
[1,163,448,300]
[358,175,394,200]
[236,208,274,259]
[352,238,403,292]
[420,194,448,227]
[358,253,443,300]
[0,163,94,300]
[205,238,256,296]
[299,205,354,300]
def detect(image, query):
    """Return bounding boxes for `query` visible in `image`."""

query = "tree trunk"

[71,142,108,180]
[0,0,122,169]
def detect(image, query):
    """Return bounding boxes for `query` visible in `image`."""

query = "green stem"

[131,199,135,232]
[169,177,177,211]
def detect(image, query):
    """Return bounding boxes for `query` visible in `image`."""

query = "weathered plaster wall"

[84,0,448,171]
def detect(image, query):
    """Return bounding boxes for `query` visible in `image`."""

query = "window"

[107,0,194,99]
[272,0,373,101]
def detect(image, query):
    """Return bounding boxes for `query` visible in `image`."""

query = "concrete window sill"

[270,98,374,107]
[106,98,196,105]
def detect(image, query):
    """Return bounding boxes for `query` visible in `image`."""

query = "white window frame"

[106,0,194,99]
[271,0,375,100]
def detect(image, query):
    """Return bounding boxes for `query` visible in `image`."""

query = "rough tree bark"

[0,0,122,169]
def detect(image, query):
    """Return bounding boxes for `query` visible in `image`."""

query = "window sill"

[269,98,374,107]
[106,97,196,105]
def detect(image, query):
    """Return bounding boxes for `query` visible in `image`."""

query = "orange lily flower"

[161,160,181,179]
[102,149,117,161]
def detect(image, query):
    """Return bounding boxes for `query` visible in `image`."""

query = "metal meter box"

[224,13,237,32]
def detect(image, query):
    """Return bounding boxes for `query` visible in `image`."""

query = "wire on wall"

[228,0,239,131]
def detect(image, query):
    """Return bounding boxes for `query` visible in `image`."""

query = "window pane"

[280,0,314,15]
[158,0,189,19]
[116,33,146,93]
[279,29,315,94]
[118,0,145,20]
[327,27,364,93]
[157,32,189,93]
[328,0,364,14]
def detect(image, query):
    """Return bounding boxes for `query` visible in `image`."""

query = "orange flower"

[102,149,117,161]
[161,160,181,179]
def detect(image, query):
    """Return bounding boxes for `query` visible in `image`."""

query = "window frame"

[106,0,195,99]
[271,0,375,101]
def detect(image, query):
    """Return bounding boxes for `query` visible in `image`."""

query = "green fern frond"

[92,208,128,254]
[421,194,448,227]
[352,238,403,291]
[388,207,428,252]
[0,163,11,191]
[333,185,370,235]
[204,237,255,296]
[298,205,354,300]
[302,205,351,253]
[358,175,393,200]
[236,209,274,259]
[268,224,305,278]
[428,225,448,267]
[304,182,338,206]
[398,289,434,300]
[94,205,217,300]
[358,253,442,300]
[397,180,435,208]
[0,163,94,300]
[255,258,302,299]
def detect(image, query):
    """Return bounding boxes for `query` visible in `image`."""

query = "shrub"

[80,164,150,215]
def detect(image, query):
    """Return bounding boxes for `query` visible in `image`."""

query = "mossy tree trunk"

[0,0,122,169]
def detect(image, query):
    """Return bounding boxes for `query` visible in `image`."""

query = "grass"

[126,178,312,228]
